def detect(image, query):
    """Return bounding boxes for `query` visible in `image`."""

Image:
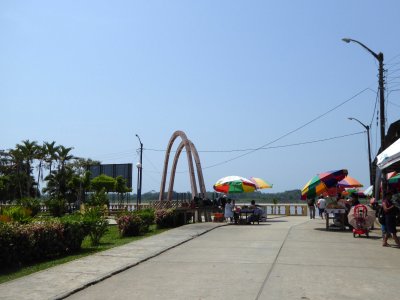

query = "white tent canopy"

[377,137,400,170]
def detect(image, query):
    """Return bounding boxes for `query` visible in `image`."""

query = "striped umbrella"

[388,173,400,192]
[337,176,363,188]
[249,177,273,189]
[301,169,348,200]
[213,175,257,194]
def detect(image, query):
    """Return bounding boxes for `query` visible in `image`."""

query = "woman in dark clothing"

[382,191,400,247]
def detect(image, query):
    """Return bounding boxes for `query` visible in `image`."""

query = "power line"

[144,131,365,174]
[370,88,379,127]
[387,53,400,64]
[389,101,400,108]
[145,131,365,153]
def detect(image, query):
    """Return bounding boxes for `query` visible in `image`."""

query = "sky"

[2,1,400,195]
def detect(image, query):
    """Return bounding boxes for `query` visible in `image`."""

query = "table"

[235,209,259,224]
[324,208,346,230]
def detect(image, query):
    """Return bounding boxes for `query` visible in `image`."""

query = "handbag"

[378,207,385,225]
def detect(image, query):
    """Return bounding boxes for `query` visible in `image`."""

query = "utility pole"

[135,134,143,209]
[342,38,386,195]
[348,117,373,185]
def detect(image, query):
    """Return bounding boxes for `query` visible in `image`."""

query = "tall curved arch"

[166,140,206,201]
[159,131,197,201]
[189,141,206,198]
[167,140,197,201]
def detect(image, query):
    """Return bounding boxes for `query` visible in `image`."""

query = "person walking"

[224,198,234,222]
[317,195,326,219]
[307,198,316,219]
[382,191,400,247]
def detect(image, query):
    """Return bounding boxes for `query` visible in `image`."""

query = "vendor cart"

[324,208,346,230]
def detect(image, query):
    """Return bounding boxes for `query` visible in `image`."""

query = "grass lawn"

[0,224,169,284]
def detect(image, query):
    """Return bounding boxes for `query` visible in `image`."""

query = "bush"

[60,214,87,252]
[116,213,143,237]
[155,209,176,228]
[0,223,31,266]
[134,208,155,233]
[155,209,190,228]
[45,198,67,217]
[81,206,108,246]
[86,189,109,206]
[1,206,32,223]
[28,221,65,260]
[16,197,41,217]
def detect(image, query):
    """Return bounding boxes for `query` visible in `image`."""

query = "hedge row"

[116,208,192,236]
[0,219,85,267]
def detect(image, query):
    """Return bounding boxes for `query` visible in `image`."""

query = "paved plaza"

[1,216,399,300]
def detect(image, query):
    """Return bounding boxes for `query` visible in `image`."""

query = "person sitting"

[249,200,256,209]
[247,200,262,224]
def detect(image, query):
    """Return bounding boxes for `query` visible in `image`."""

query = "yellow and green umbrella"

[249,177,273,189]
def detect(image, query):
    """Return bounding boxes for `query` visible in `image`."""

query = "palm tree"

[56,146,74,173]
[51,145,74,201]
[15,140,38,197]
[43,141,59,175]
[8,148,24,198]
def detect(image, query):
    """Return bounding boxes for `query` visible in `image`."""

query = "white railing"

[0,203,308,217]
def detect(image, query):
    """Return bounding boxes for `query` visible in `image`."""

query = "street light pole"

[135,134,143,209]
[342,38,386,194]
[348,117,373,185]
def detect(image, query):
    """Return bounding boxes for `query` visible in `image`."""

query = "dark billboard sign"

[88,163,133,188]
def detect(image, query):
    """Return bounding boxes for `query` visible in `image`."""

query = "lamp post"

[135,134,143,209]
[348,117,373,185]
[342,38,386,194]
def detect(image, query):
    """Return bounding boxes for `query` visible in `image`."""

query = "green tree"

[115,176,131,203]
[91,174,116,193]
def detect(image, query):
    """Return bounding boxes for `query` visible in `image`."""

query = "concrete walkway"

[1,217,400,299]
[0,222,225,300]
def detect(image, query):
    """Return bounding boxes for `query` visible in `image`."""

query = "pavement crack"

[255,219,308,300]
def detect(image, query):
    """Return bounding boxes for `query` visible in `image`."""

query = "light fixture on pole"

[135,134,143,209]
[342,38,386,194]
[348,117,373,185]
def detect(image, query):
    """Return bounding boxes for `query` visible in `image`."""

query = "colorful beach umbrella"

[388,173,400,192]
[337,175,363,188]
[301,169,348,200]
[249,177,273,189]
[213,175,257,194]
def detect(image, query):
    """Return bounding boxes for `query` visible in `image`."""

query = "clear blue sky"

[2,1,400,194]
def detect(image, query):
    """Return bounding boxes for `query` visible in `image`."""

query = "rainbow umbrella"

[337,176,363,188]
[249,177,273,189]
[388,173,400,192]
[213,175,257,194]
[301,169,348,200]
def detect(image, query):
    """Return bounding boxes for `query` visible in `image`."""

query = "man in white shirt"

[317,195,326,219]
